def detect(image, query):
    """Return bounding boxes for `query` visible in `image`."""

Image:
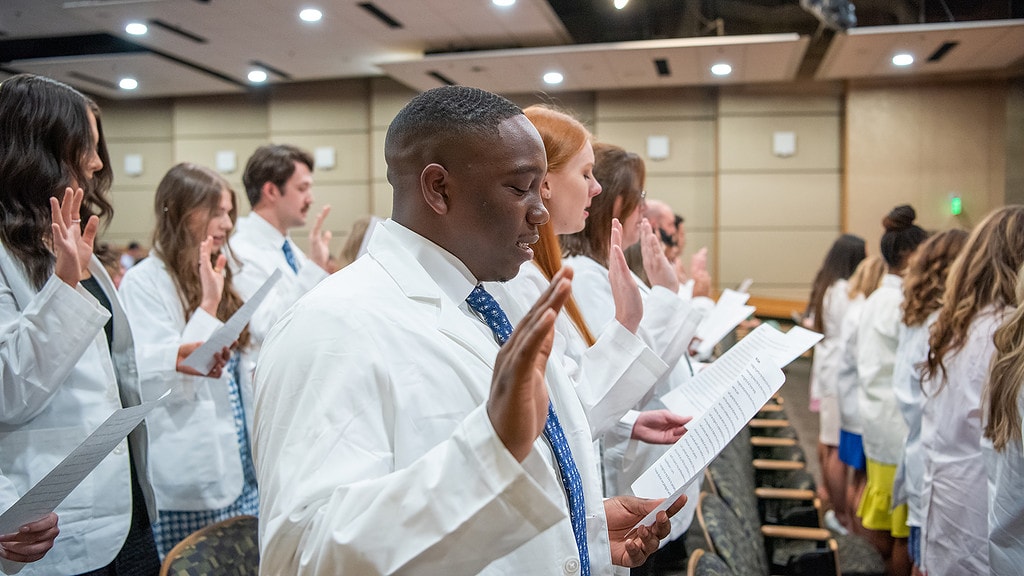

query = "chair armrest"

[755,487,816,500]
[753,459,805,471]
[760,525,832,541]
[751,436,798,447]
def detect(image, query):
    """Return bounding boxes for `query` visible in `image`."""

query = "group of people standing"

[807,203,1024,575]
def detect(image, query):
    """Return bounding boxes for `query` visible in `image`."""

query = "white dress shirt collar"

[243,212,289,245]
[380,219,479,304]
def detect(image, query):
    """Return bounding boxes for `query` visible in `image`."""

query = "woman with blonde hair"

[891,228,967,571]
[835,254,886,534]
[982,262,1024,574]
[119,163,255,556]
[918,205,1024,574]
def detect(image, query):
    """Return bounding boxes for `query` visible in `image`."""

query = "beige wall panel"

[371,127,388,182]
[596,119,716,174]
[257,133,371,184]
[509,92,597,127]
[173,137,270,189]
[719,115,840,172]
[268,80,369,133]
[645,174,715,230]
[99,98,174,138]
[595,88,715,120]
[107,141,176,189]
[370,78,418,129]
[681,230,714,270]
[718,229,837,291]
[719,173,839,228]
[846,82,1006,246]
[372,181,394,218]
[719,92,840,115]
[747,286,811,302]
[105,188,159,242]
[174,95,268,137]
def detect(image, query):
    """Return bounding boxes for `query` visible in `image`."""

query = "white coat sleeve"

[118,269,222,402]
[254,312,566,575]
[0,275,108,425]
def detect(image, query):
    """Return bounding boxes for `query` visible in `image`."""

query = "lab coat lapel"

[367,225,497,370]
[0,243,38,310]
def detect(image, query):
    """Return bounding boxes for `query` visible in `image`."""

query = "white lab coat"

[836,294,865,435]
[919,306,1007,575]
[119,254,247,511]
[229,213,328,372]
[810,279,850,445]
[0,244,154,575]
[982,388,1024,576]
[561,254,703,541]
[891,316,934,527]
[254,220,619,575]
[495,261,668,441]
[856,274,907,464]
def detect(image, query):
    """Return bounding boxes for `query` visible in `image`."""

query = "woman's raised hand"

[49,187,98,286]
[608,219,642,333]
[198,236,226,317]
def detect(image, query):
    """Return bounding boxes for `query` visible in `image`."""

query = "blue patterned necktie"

[281,240,299,274]
[465,285,590,575]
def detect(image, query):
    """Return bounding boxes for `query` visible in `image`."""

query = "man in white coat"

[230,144,333,367]
[253,86,682,575]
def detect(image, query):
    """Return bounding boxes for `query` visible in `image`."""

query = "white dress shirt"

[856,274,907,464]
[254,220,621,575]
[891,316,934,527]
[811,279,851,445]
[0,245,154,575]
[919,306,1007,575]
[119,254,247,511]
[982,389,1024,576]
[229,213,328,367]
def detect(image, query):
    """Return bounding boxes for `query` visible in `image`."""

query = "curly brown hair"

[900,229,968,327]
[984,263,1024,451]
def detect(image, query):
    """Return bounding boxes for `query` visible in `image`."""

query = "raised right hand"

[488,267,572,461]
[198,236,226,317]
[640,219,679,293]
[50,188,98,287]
[608,219,642,333]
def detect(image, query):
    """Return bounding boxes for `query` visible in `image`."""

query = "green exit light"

[950,196,962,216]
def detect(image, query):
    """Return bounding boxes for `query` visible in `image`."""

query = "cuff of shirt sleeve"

[457,406,566,530]
[183,307,224,342]
[603,322,669,377]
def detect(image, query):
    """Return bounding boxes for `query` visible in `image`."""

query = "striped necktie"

[465,285,590,575]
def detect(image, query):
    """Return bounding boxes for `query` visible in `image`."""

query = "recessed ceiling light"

[892,53,914,66]
[119,78,138,90]
[543,71,564,85]
[492,0,516,6]
[248,70,268,83]
[299,8,322,22]
[711,63,732,76]
[614,0,629,9]
[125,22,147,35]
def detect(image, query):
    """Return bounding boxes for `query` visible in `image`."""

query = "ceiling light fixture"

[125,22,148,35]
[299,8,322,22]
[248,70,268,83]
[543,71,564,85]
[892,53,914,66]
[492,0,516,6]
[710,63,732,76]
[119,78,139,90]
[614,0,629,9]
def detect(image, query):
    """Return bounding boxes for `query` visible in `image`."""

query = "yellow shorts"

[856,458,910,538]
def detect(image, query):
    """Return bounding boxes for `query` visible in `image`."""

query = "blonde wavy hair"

[924,206,1024,388]
[984,263,1024,451]
[901,229,968,327]
[846,254,886,300]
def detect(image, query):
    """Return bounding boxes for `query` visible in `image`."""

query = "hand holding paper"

[180,269,282,374]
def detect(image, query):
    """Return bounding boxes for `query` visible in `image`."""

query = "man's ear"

[261,181,281,204]
[421,163,450,215]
